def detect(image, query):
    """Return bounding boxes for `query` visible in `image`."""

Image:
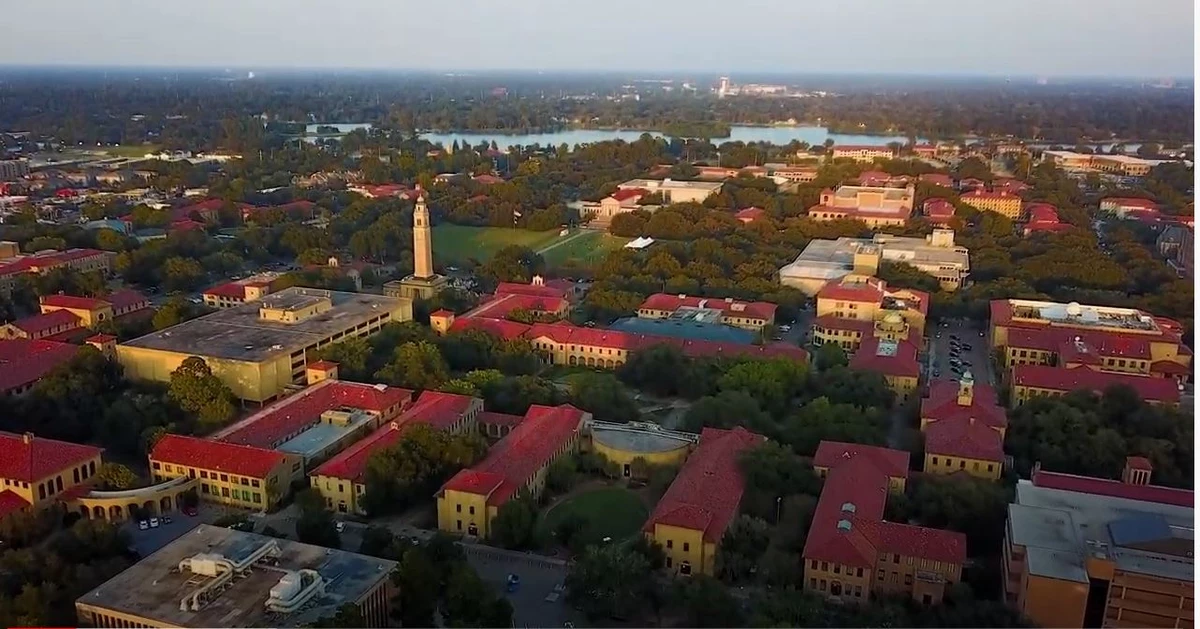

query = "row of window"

[153,462,262,487]
[664,539,691,553]
[928,456,996,473]
[810,560,865,578]
[810,578,864,598]
[200,483,262,504]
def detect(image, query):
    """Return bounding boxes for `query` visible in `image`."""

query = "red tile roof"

[85,333,117,344]
[1012,365,1180,403]
[0,490,30,520]
[812,314,875,334]
[1032,468,1192,507]
[310,421,408,482]
[464,293,568,320]
[8,309,82,336]
[0,432,103,483]
[215,380,413,448]
[478,411,524,428]
[169,218,206,232]
[643,427,764,542]
[817,277,886,304]
[1126,455,1152,470]
[804,440,967,568]
[430,309,455,319]
[1150,360,1189,375]
[0,248,110,278]
[448,316,533,341]
[440,404,585,505]
[813,441,909,477]
[638,293,777,321]
[150,434,287,478]
[307,359,339,372]
[40,294,106,310]
[473,174,504,185]
[735,207,766,222]
[104,289,150,311]
[203,281,248,299]
[1008,327,1153,360]
[923,416,1004,462]
[611,188,647,202]
[0,338,79,394]
[401,390,479,431]
[495,280,573,300]
[921,379,1007,430]
[849,336,921,378]
[922,198,955,219]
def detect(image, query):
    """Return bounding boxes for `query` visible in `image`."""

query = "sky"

[0,0,1194,77]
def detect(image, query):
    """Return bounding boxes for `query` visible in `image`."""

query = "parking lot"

[928,319,994,386]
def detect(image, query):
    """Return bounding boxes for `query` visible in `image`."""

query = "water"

[420,126,915,150]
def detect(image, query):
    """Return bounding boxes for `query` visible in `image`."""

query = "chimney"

[956,371,975,406]
[1122,456,1152,486]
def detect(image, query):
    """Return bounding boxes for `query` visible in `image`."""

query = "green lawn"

[541,487,648,545]
[101,144,161,158]
[540,231,631,267]
[431,224,561,264]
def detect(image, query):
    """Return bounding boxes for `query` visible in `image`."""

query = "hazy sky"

[1,0,1193,77]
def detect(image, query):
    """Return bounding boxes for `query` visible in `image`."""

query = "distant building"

[1099,197,1161,218]
[830,145,896,163]
[1002,459,1193,628]
[0,338,79,395]
[918,173,954,188]
[637,293,777,331]
[149,434,304,511]
[202,273,285,309]
[75,524,397,627]
[643,427,763,576]
[1044,151,1173,178]
[921,198,955,226]
[735,206,766,223]
[769,166,819,183]
[617,178,723,204]
[807,184,916,228]
[0,248,114,294]
[1022,203,1073,235]
[804,441,966,604]
[779,229,969,294]
[582,188,647,225]
[1156,224,1193,278]
[960,190,1023,219]
[0,159,30,182]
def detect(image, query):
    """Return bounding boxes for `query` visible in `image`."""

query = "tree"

[565,544,653,621]
[360,424,487,516]
[878,260,941,293]
[161,256,207,292]
[374,341,450,390]
[294,489,340,549]
[544,456,576,495]
[716,515,771,583]
[909,474,1011,555]
[94,462,138,490]
[673,575,745,628]
[490,496,538,550]
[168,356,237,431]
[569,373,640,423]
[813,342,848,370]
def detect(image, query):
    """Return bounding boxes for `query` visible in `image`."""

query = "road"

[927,319,994,386]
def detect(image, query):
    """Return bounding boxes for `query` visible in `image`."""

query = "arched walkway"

[73,477,199,522]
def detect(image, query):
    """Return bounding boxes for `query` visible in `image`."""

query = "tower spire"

[412,188,434,279]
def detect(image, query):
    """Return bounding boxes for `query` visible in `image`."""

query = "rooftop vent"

[837,519,852,532]
[841,502,856,513]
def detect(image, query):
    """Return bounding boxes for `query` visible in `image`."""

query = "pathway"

[534,229,594,255]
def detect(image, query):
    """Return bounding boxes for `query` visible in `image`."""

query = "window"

[987,464,994,472]
[893,554,900,564]
[456,504,462,513]
[854,585,862,597]
[241,478,250,486]
[666,540,673,549]
[73,468,80,483]
[820,579,827,591]
[834,564,841,574]
[810,578,817,589]
[857,568,864,578]
[877,571,884,581]
[810,560,818,569]
[38,484,46,500]
[220,474,229,482]
[200,470,208,479]
[253,493,262,503]
[152,462,161,470]
[201,484,210,494]
[456,520,462,530]
[221,487,230,497]
[469,506,475,515]
[821,561,828,571]
[904,574,913,585]
[931,456,938,465]
[959,460,966,469]
[683,542,690,552]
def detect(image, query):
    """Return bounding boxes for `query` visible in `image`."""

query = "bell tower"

[412,191,434,280]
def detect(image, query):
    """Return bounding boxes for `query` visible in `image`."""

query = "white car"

[335,521,346,533]
[137,520,149,530]
[149,517,160,528]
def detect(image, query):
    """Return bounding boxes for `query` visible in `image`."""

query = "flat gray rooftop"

[1010,480,1194,584]
[77,524,396,628]
[589,421,698,454]
[121,287,407,362]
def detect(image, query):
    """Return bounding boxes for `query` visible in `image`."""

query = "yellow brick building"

[960,190,1023,218]
[149,434,303,511]
[117,287,413,403]
[919,375,1007,481]
[585,420,697,479]
[0,432,103,524]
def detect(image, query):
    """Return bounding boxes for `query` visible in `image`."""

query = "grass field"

[541,487,648,545]
[431,224,560,264]
[101,144,161,158]
[540,231,631,267]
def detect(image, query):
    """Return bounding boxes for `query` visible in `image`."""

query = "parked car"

[149,517,160,528]
[506,574,521,593]
[335,521,346,534]
[182,505,198,517]
[162,515,172,524]
[137,520,149,530]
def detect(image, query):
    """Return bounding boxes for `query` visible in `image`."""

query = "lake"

[420,126,914,149]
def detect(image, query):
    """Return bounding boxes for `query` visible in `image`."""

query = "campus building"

[804,441,967,604]
[75,525,398,628]
[989,299,1190,404]
[1002,459,1193,628]
[960,190,1023,219]
[919,373,1007,480]
[1100,197,1162,218]
[209,367,414,467]
[149,434,304,511]
[0,248,114,294]
[436,405,586,538]
[581,188,648,226]
[636,293,777,332]
[583,420,698,479]
[1043,151,1172,178]
[616,178,723,204]
[202,273,285,309]
[310,390,482,515]
[643,427,763,576]
[0,431,103,524]
[812,275,928,349]
[779,229,969,294]
[807,184,916,228]
[117,287,413,403]
[830,145,896,163]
